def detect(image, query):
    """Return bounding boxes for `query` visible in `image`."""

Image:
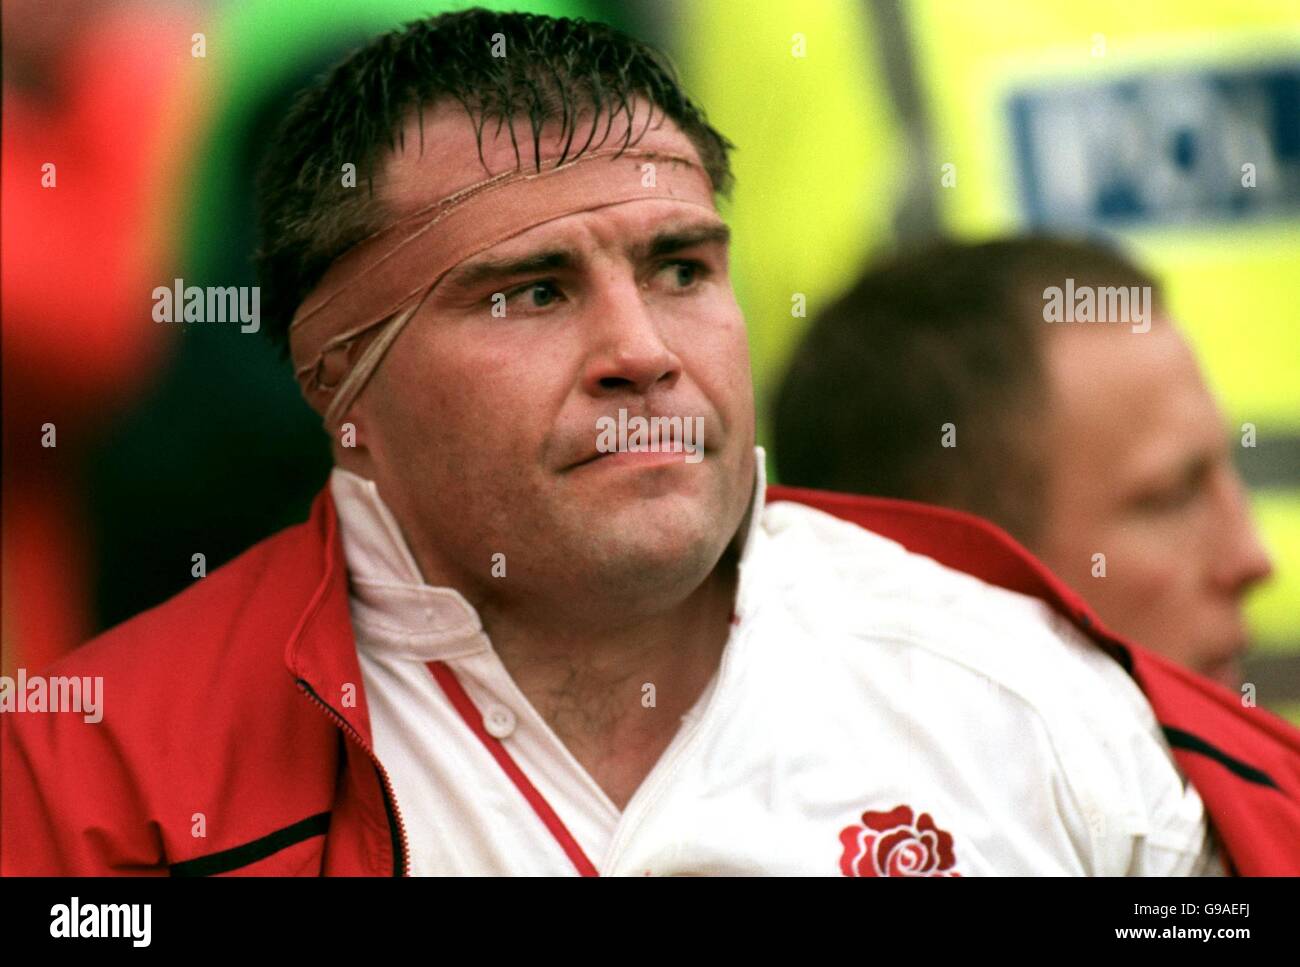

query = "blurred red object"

[2,2,208,673]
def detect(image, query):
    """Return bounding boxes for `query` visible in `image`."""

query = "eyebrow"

[441,220,731,292]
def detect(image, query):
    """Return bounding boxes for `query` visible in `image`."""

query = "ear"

[304,321,392,435]
[335,415,362,451]
[330,407,380,478]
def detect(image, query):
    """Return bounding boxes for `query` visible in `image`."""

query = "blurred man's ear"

[330,407,378,476]
[318,322,392,471]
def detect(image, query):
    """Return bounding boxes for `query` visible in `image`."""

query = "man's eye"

[1135,485,1195,514]
[504,281,561,310]
[660,259,704,289]
[1133,466,1208,514]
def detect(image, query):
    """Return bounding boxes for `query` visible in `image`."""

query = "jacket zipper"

[297,680,410,876]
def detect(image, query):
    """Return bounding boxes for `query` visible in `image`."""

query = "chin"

[585,517,724,591]
[620,523,718,571]
[1202,660,1243,690]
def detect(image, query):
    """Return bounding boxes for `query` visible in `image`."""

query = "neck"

[481,543,740,808]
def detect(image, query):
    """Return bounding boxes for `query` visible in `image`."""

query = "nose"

[1210,464,1275,597]
[579,268,682,398]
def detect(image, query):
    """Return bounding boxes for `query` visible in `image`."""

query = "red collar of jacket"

[279,486,410,875]
[284,484,376,749]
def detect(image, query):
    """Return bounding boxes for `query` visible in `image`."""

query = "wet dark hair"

[773,236,1163,546]
[254,7,734,351]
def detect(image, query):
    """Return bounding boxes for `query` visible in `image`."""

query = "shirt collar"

[330,446,768,660]
[329,468,486,660]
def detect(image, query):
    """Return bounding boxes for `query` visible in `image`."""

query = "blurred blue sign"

[1009,64,1300,228]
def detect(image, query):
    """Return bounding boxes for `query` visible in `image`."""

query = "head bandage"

[288,148,718,429]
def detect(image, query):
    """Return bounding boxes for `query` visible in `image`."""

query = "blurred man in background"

[775,237,1274,689]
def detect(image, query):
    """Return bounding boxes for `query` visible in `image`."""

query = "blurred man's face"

[339,99,756,627]
[1037,318,1273,687]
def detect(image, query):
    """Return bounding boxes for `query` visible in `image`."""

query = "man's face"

[341,101,756,626]
[1037,318,1273,687]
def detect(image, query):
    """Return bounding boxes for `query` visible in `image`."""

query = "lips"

[563,410,708,470]
[567,444,703,470]
[582,449,693,470]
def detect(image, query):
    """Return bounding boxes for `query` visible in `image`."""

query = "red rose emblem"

[839,804,961,877]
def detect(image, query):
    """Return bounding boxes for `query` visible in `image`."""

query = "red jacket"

[4,483,1299,876]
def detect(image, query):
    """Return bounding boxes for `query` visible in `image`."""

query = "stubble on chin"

[554,474,742,599]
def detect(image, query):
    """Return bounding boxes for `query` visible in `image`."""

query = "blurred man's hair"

[773,236,1164,546]
[254,7,733,351]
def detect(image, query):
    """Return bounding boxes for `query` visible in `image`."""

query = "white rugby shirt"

[330,447,1225,876]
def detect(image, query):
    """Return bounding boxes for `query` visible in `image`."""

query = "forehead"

[378,97,706,219]
[1045,320,1224,474]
